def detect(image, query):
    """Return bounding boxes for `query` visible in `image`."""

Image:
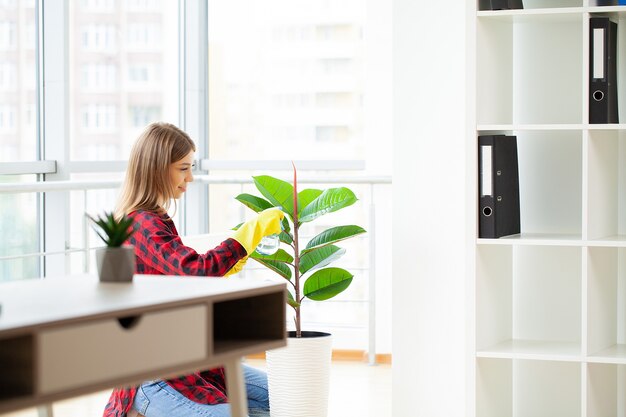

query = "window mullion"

[181,0,208,236]
[41,0,70,277]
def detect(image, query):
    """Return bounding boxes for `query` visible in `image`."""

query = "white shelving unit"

[471,1,626,416]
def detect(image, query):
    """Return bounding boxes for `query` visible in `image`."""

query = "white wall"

[392,1,468,416]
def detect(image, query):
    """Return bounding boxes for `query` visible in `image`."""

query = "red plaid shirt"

[103,210,247,417]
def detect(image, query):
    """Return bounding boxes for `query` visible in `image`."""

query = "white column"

[392,1,468,416]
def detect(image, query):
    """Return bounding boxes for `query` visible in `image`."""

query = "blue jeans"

[132,365,270,417]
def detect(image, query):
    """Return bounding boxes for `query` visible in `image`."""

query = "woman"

[103,122,282,417]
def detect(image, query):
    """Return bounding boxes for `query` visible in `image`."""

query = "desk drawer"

[38,304,208,394]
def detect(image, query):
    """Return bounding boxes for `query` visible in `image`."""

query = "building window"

[0,0,16,9]
[0,22,16,50]
[0,63,16,91]
[81,24,117,51]
[125,0,161,12]
[129,105,160,127]
[0,105,16,132]
[316,126,349,143]
[80,64,117,90]
[80,0,116,12]
[127,23,161,50]
[81,104,117,132]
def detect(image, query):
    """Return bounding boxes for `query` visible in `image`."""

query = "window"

[0,105,16,132]
[80,63,117,90]
[80,0,116,12]
[0,0,16,8]
[0,21,16,50]
[207,0,365,161]
[0,182,39,282]
[206,0,382,346]
[128,63,159,86]
[129,105,160,127]
[80,24,117,51]
[81,104,117,132]
[0,63,16,90]
[127,23,161,50]
[0,2,37,163]
[125,0,161,12]
[0,0,391,355]
[69,1,179,160]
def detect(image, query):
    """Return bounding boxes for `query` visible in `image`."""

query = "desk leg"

[223,357,248,417]
[37,404,54,417]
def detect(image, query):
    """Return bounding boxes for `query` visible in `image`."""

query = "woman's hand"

[231,207,284,255]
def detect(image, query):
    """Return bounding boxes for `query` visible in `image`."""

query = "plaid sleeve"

[103,387,137,417]
[129,211,247,276]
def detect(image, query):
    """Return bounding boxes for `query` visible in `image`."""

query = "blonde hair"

[115,122,196,219]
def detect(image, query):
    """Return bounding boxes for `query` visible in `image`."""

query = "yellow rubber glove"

[231,207,284,255]
[224,257,247,276]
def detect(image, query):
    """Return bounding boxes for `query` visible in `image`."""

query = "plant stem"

[293,221,301,337]
[292,161,301,338]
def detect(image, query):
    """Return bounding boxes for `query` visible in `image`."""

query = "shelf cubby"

[587,130,626,241]
[475,129,582,239]
[212,292,285,355]
[477,13,582,125]
[0,335,34,400]
[477,358,581,417]
[518,131,583,236]
[587,247,626,362]
[476,245,582,358]
[587,363,626,417]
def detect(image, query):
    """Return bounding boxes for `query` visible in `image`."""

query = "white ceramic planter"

[266,331,332,417]
[96,246,135,283]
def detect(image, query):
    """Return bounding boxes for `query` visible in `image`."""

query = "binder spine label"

[593,28,604,79]
[480,146,493,196]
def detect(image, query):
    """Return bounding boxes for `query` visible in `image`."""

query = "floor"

[2,359,391,417]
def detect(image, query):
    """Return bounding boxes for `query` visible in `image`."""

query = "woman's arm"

[130,211,247,276]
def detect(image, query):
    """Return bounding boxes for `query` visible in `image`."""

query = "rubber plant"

[234,165,366,337]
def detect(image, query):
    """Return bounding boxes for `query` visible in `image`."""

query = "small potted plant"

[233,165,366,417]
[88,212,136,283]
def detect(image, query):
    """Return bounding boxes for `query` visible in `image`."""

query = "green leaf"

[253,175,294,218]
[303,267,353,301]
[250,249,294,264]
[299,245,346,275]
[251,257,292,280]
[279,231,293,244]
[281,217,291,234]
[88,212,135,247]
[297,188,323,212]
[287,290,300,308]
[298,187,357,223]
[235,193,274,212]
[302,225,366,254]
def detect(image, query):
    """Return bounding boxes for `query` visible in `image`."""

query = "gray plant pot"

[96,246,136,283]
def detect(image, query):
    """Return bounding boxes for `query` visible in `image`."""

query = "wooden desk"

[0,274,286,417]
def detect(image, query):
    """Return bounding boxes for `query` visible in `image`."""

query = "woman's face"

[169,150,195,199]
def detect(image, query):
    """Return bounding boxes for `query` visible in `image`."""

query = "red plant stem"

[292,161,301,338]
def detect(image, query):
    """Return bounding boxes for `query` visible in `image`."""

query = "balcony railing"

[0,172,391,364]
